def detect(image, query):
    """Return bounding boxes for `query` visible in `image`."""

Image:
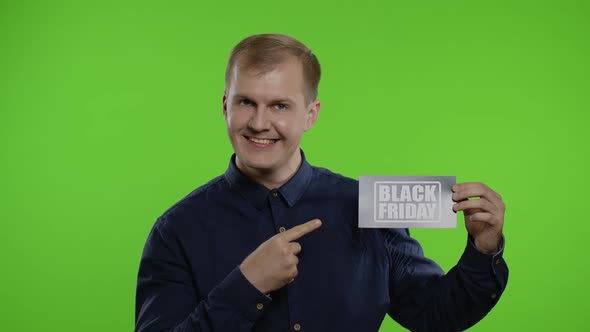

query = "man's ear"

[304,100,321,131]
[222,91,228,119]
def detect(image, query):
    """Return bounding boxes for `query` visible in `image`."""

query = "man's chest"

[176,204,391,322]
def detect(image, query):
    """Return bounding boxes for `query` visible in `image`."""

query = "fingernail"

[315,219,322,225]
[452,184,459,191]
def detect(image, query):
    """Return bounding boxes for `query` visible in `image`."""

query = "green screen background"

[1,0,588,330]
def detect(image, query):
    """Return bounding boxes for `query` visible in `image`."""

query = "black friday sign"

[359,176,456,228]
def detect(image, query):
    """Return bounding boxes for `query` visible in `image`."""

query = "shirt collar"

[224,149,313,210]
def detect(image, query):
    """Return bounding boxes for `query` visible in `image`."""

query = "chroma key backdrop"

[1,1,588,331]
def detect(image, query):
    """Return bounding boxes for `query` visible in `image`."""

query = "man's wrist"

[473,233,503,254]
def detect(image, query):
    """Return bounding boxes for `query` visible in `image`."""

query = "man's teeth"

[249,137,277,144]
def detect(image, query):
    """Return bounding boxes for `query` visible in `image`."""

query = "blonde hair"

[225,34,321,103]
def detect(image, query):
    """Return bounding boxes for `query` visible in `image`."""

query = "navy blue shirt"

[135,151,508,332]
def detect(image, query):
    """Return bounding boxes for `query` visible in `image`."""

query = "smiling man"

[223,51,320,190]
[135,34,509,332]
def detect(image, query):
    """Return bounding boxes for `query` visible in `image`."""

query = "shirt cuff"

[459,235,506,276]
[216,265,272,322]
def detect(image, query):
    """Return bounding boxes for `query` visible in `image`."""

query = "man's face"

[223,57,320,177]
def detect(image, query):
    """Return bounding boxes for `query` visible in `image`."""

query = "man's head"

[223,34,322,184]
[225,34,321,103]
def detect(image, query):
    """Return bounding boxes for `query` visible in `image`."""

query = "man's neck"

[236,152,302,190]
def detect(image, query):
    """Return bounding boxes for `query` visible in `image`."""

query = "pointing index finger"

[282,219,322,242]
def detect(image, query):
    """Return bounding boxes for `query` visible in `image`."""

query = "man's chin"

[236,155,276,174]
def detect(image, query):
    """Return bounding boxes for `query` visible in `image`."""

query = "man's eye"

[240,99,253,106]
[275,103,287,110]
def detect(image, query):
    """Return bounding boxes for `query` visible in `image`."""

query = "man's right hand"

[239,219,322,294]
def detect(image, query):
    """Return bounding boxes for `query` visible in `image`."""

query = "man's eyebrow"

[233,94,297,105]
[233,94,253,102]
[269,97,296,105]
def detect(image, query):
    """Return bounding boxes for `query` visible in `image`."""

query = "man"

[135,34,508,332]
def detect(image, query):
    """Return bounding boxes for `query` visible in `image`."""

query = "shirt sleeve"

[135,219,272,332]
[384,229,509,332]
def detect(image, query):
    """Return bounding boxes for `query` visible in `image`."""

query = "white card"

[359,176,456,228]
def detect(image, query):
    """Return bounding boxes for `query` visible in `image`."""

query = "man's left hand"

[452,182,505,254]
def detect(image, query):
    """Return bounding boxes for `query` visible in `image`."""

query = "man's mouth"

[246,136,278,145]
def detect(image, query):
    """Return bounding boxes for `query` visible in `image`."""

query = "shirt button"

[491,293,497,299]
[496,259,501,265]
[272,191,278,197]
[279,226,286,233]
[293,323,301,331]
[256,303,264,310]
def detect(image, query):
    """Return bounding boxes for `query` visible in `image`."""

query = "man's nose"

[247,107,271,132]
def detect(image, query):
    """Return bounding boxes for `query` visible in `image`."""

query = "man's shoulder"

[157,174,228,224]
[310,165,358,191]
